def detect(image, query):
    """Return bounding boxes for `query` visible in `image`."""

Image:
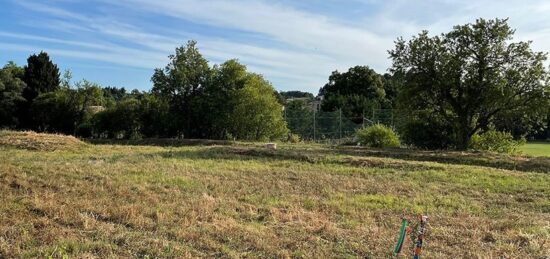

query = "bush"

[399,115,454,149]
[470,129,525,154]
[355,124,400,148]
[91,98,141,139]
[75,122,93,138]
[287,133,301,143]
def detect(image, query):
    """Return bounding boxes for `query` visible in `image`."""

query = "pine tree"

[23,52,60,102]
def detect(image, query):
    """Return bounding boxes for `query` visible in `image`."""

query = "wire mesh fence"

[284,108,409,143]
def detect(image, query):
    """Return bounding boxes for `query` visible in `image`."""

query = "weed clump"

[470,129,525,154]
[355,124,400,148]
[286,133,301,143]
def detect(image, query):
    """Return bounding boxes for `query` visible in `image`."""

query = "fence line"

[283,108,410,143]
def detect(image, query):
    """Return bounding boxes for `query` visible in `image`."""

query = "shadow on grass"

[332,147,550,173]
[152,145,548,173]
[87,138,239,147]
[88,138,549,173]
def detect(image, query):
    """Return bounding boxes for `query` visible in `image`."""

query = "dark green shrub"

[75,122,93,138]
[399,118,454,149]
[355,124,400,148]
[470,129,525,154]
[91,98,141,139]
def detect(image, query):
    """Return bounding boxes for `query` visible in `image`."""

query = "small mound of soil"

[0,131,86,151]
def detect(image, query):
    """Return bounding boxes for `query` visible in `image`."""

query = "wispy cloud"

[108,0,392,76]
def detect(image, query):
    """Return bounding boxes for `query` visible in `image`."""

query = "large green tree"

[152,41,288,140]
[381,72,402,108]
[230,74,288,140]
[390,18,549,149]
[138,93,172,138]
[23,52,60,102]
[152,40,211,137]
[319,66,386,121]
[198,59,249,139]
[0,62,26,128]
[19,52,61,129]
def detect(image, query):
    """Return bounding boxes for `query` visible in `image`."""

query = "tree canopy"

[0,62,26,127]
[23,52,60,102]
[230,74,288,140]
[319,66,387,121]
[280,91,314,100]
[151,41,288,140]
[390,18,549,149]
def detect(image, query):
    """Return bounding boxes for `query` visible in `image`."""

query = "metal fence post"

[339,109,342,140]
[313,108,316,142]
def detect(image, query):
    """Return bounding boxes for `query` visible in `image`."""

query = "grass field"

[0,131,549,258]
[521,142,550,157]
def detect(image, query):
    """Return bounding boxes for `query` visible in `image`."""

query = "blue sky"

[1,0,550,93]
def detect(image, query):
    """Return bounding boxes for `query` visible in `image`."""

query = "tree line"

[1,18,549,149]
[0,41,287,140]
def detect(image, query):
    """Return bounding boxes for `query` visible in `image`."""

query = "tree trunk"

[455,116,471,150]
[456,128,470,150]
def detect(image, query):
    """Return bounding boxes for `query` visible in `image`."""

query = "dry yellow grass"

[0,130,86,151]
[0,132,549,258]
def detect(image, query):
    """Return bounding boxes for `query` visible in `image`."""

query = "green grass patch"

[1,132,549,258]
[521,142,550,157]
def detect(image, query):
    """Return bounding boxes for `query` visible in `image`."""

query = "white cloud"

[101,0,394,90]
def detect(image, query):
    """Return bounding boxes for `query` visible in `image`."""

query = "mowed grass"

[0,133,549,258]
[521,142,550,157]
